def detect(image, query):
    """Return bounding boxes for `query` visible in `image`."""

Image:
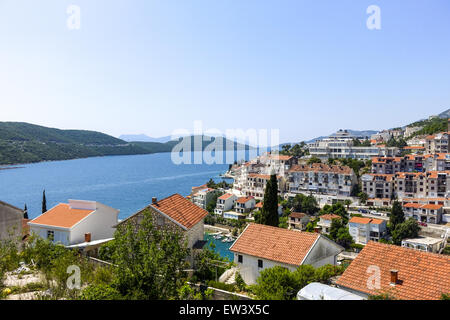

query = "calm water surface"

[0,152,243,220]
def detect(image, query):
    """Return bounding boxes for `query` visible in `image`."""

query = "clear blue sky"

[1,0,449,143]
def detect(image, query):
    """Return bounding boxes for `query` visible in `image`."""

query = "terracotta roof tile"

[289,212,307,219]
[29,203,94,229]
[151,194,208,230]
[320,214,341,221]
[336,242,450,300]
[289,163,353,175]
[218,193,234,200]
[236,196,254,204]
[230,223,319,265]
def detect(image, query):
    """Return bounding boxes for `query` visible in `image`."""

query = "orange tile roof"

[218,193,235,200]
[403,203,423,209]
[349,217,372,224]
[236,196,254,204]
[421,204,443,210]
[336,241,450,300]
[289,212,307,219]
[230,224,320,266]
[320,214,341,221]
[150,194,208,229]
[29,203,94,229]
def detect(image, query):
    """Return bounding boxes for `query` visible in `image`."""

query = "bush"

[207,280,236,292]
[235,272,246,292]
[79,283,122,300]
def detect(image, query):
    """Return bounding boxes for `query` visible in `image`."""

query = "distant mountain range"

[0,122,250,165]
[119,134,174,143]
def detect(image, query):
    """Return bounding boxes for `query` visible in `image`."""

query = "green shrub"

[207,280,236,292]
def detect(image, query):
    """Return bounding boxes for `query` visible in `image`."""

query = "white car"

[370,210,382,216]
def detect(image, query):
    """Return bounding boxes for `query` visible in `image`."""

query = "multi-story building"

[191,187,218,209]
[317,214,341,234]
[402,202,443,224]
[371,157,404,174]
[394,171,450,199]
[425,132,449,154]
[361,174,394,199]
[287,163,357,196]
[242,173,284,199]
[424,153,450,171]
[234,196,256,214]
[288,212,309,231]
[214,193,237,216]
[308,130,400,160]
[348,217,387,245]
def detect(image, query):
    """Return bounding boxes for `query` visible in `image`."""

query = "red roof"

[230,223,320,265]
[151,194,208,230]
[336,242,450,300]
[29,203,94,229]
[320,214,341,221]
[236,196,254,204]
[218,193,235,200]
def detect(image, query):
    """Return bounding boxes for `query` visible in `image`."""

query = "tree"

[252,266,299,300]
[206,178,215,188]
[344,199,352,210]
[261,174,279,227]
[42,190,47,214]
[307,157,322,165]
[329,218,353,249]
[111,208,190,299]
[389,201,405,231]
[23,204,28,219]
[358,192,368,205]
[391,218,421,245]
[290,194,318,216]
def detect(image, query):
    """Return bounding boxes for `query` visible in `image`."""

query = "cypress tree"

[261,174,279,227]
[389,200,405,230]
[42,190,47,214]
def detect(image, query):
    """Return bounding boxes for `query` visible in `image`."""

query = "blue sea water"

[0,152,245,220]
[204,233,234,261]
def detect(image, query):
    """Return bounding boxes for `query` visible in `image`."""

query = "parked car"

[358,209,368,213]
[419,221,427,227]
[370,210,382,216]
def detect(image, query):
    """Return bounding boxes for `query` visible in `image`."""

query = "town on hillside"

[1,116,449,301]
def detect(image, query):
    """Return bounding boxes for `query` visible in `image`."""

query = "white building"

[317,214,342,234]
[401,237,446,253]
[214,193,237,216]
[234,196,256,214]
[191,187,218,209]
[308,130,400,160]
[402,202,443,224]
[28,200,119,246]
[348,216,387,245]
[230,224,343,285]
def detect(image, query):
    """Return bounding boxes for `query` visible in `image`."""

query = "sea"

[0,151,252,220]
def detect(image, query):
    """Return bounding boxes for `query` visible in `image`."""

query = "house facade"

[287,163,357,197]
[116,194,207,254]
[28,200,119,246]
[288,212,309,231]
[317,214,341,234]
[402,202,443,224]
[234,196,256,214]
[214,193,237,216]
[191,187,218,210]
[230,224,343,285]
[348,217,387,245]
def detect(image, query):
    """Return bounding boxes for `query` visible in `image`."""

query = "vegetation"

[42,190,47,214]
[193,242,231,283]
[368,292,396,300]
[391,218,421,245]
[251,264,345,300]
[406,117,448,139]
[307,157,322,165]
[286,194,319,216]
[260,174,279,227]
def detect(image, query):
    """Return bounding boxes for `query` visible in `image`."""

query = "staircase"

[219,267,238,285]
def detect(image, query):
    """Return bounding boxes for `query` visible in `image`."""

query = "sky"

[1,0,449,143]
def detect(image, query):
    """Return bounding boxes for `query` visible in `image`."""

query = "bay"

[0,151,246,220]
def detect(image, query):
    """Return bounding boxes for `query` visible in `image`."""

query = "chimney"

[84,233,91,243]
[152,197,157,204]
[390,269,398,286]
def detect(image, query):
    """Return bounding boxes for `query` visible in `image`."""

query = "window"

[238,255,243,263]
[47,230,54,241]
[157,216,164,226]
[258,259,263,268]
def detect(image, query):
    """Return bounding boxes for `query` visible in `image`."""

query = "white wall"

[70,203,118,244]
[30,226,70,246]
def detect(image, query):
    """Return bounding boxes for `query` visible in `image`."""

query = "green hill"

[0,122,250,165]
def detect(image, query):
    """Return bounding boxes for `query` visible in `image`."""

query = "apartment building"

[402,202,443,224]
[361,174,394,199]
[214,193,237,216]
[425,132,449,154]
[308,130,400,160]
[242,173,284,199]
[371,157,404,174]
[348,217,387,245]
[424,153,450,171]
[287,163,357,196]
